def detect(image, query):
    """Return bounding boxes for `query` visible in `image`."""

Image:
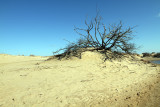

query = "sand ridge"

[0,53,160,107]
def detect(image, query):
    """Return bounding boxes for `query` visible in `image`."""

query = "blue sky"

[0,0,160,56]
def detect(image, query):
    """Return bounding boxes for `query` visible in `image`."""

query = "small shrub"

[142,53,151,57]
[153,53,160,58]
[151,52,155,54]
[30,54,35,57]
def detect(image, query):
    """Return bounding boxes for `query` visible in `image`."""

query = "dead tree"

[53,14,137,59]
[74,14,136,53]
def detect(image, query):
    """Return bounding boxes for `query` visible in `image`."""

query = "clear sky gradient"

[0,0,160,56]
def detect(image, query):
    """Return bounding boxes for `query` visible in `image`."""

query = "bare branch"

[53,13,137,60]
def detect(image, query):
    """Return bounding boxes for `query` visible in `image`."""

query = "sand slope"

[0,53,160,107]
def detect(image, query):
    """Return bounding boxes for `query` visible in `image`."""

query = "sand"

[0,53,160,107]
[143,57,160,61]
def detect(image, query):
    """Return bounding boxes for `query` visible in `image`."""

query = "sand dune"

[0,52,160,107]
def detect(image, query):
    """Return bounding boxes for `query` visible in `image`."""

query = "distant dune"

[0,52,160,107]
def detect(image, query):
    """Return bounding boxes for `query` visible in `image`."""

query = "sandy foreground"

[0,52,160,107]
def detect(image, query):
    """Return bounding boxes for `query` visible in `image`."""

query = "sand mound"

[0,53,160,107]
[81,51,104,60]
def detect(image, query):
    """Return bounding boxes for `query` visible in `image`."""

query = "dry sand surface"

[142,57,160,61]
[0,53,160,107]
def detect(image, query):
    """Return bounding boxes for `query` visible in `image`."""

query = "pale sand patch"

[0,53,160,107]
[142,57,160,61]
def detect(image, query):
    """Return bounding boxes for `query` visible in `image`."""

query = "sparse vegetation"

[142,52,160,58]
[53,14,137,60]
[153,53,160,58]
[142,52,151,57]
[30,54,35,57]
